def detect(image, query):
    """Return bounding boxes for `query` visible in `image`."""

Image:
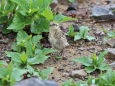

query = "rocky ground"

[0,0,115,85]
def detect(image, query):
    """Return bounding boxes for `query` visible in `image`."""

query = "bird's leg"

[60,49,64,57]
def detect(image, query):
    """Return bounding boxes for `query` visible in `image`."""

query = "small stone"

[68,61,75,65]
[62,73,69,77]
[91,4,115,21]
[14,78,59,86]
[67,4,77,11]
[0,40,8,44]
[72,24,80,32]
[105,0,112,4]
[109,62,115,68]
[95,30,105,36]
[58,68,64,72]
[106,48,115,60]
[70,69,87,78]
[106,38,115,47]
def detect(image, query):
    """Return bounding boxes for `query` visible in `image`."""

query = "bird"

[48,22,69,56]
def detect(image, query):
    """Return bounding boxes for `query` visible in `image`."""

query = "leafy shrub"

[62,70,115,86]
[73,51,111,73]
[0,61,54,86]
[67,25,95,41]
[0,0,75,34]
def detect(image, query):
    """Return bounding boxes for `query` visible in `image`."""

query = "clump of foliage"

[0,0,75,34]
[6,30,57,65]
[73,51,111,73]
[62,70,115,86]
[0,60,54,86]
[68,0,76,3]
[100,28,115,40]
[67,25,95,41]
[104,31,115,40]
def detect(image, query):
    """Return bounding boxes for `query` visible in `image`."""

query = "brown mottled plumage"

[48,22,69,52]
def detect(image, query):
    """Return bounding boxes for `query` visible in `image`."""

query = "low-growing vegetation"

[73,51,111,73]
[67,25,95,41]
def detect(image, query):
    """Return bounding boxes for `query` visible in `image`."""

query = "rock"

[109,62,115,68]
[91,4,115,21]
[70,69,87,78]
[106,38,115,47]
[62,73,69,77]
[95,30,105,36]
[72,24,80,32]
[105,0,112,4]
[14,78,59,86]
[67,4,77,11]
[0,40,8,44]
[106,48,115,60]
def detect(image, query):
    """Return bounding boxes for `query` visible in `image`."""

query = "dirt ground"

[0,0,115,85]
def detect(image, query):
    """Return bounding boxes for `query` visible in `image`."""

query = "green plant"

[73,51,111,73]
[66,25,77,37]
[62,70,115,86]
[0,0,75,34]
[104,31,115,40]
[87,70,115,86]
[62,79,77,86]
[0,62,17,86]
[0,61,54,86]
[66,25,95,41]
[68,0,76,3]
[100,28,115,40]
[74,26,95,41]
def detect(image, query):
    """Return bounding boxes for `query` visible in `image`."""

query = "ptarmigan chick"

[48,22,69,56]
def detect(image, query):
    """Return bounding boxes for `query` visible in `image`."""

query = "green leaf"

[0,60,7,66]
[66,25,77,37]
[0,67,8,79]
[32,35,42,45]
[20,52,28,64]
[39,67,54,80]
[73,57,92,66]
[12,42,21,52]
[107,31,115,37]
[69,0,76,3]
[28,55,50,65]
[62,79,73,86]
[74,34,81,41]
[25,39,33,57]
[37,0,53,11]
[85,66,95,73]
[54,14,76,23]
[86,36,95,41]
[12,68,27,81]
[99,63,111,70]
[0,16,8,24]
[42,8,53,20]
[6,51,21,63]
[79,26,89,39]
[17,30,28,46]
[98,51,108,58]
[7,13,32,30]
[31,17,50,34]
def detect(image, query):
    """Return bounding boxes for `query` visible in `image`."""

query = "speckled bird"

[48,22,69,55]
